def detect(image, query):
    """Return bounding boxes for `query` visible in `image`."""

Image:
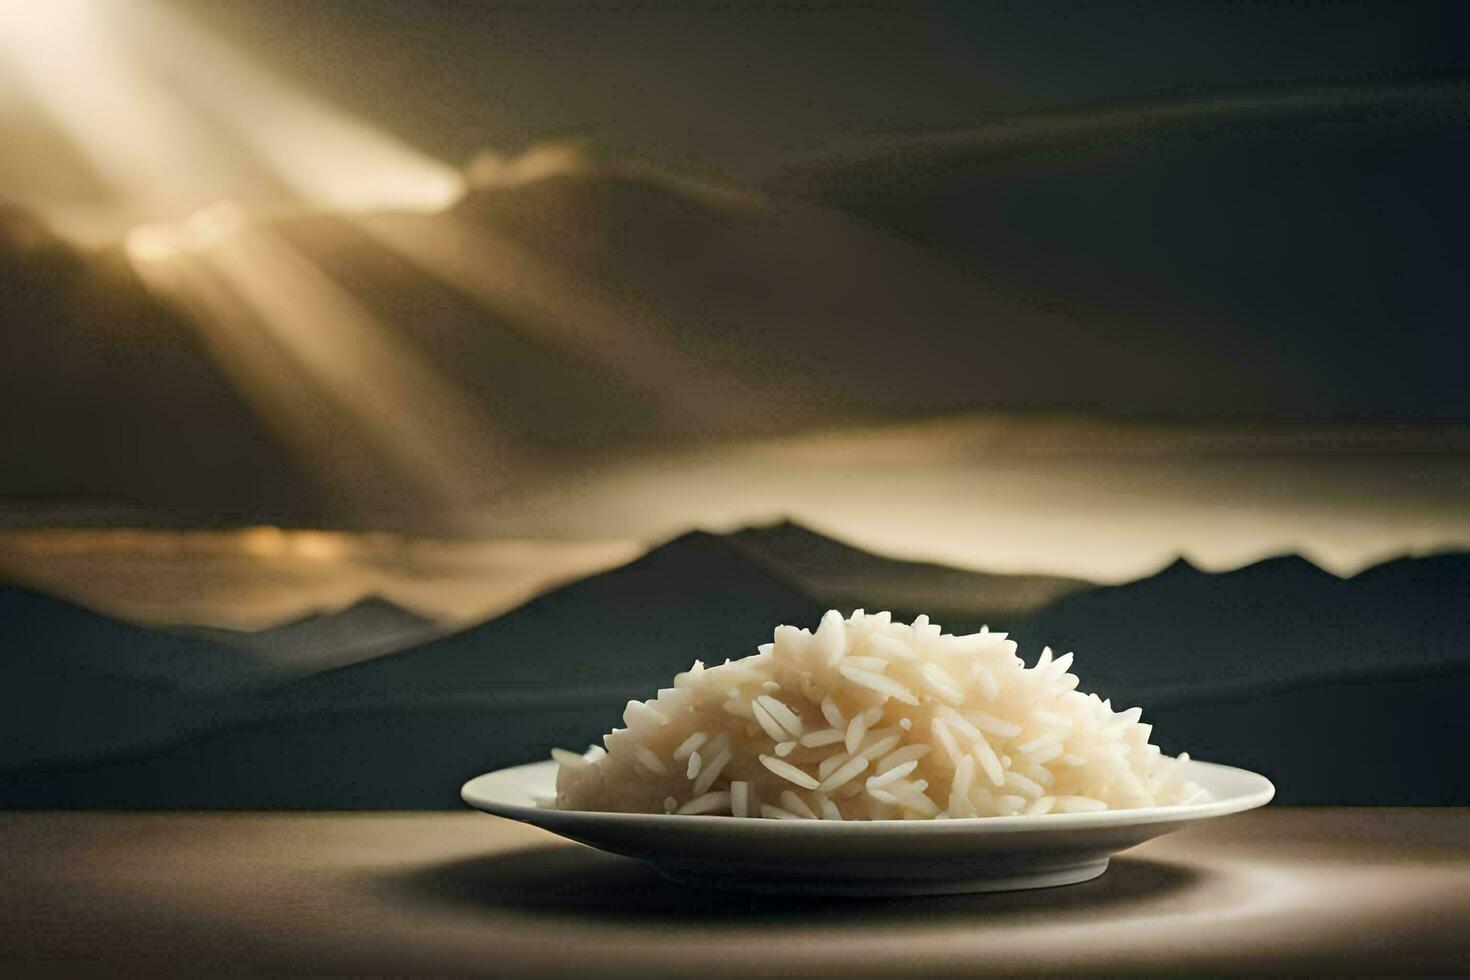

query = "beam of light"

[353,149,819,434]
[0,0,463,245]
[115,0,463,214]
[0,0,516,524]
[128,232,397,512]
[125,200,248,264]
[0,0,493,519]
[0,0,250,242]
[132,212,515,519]
[356,209,742,427]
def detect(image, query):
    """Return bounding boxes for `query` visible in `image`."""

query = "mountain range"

[729,520,1091,626]
[0,586,438,771]
[187,597,443,675]
[1011,552,1470,804]
[0,524,1088,776]
[1013,552,1470,702]
[0,530,824,806]
[2,524,1466,807]
[0,583,267,771]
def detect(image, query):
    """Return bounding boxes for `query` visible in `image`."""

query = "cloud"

[464,139,766,213]
[464,141,599,188]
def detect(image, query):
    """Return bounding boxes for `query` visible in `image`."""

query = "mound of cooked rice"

[552,610,1208,819]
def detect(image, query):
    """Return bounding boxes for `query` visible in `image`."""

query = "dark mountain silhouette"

[1008,551,1470,803]
[728,520,1091,627]
[0,521,1085,787]
[0,584,265,695]
[0,700,607,810]
[1013,552,1470,702]
[21,658,1453,808]
[1143,662,1470,805]
[187,597,442,675]
[266,530,823,702]
[2,537,1466,807]
[0,584,266,770]
[0,531,826,806]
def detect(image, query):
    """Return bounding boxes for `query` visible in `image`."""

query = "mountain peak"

[1228,553,1335,580]
[290,595,434,628]
[1150,552,1334,584]
[755,517,812,535]
[1153,555,1201,578]
[726,521,1093,626]
[732,518,835,547]
[269,524,823,698]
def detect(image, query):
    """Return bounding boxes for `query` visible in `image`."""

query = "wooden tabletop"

[2,808,1467,976]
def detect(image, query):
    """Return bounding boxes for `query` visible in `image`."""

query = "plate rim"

[461,757,1275,834]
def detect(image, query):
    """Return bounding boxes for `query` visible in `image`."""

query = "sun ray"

[0,0,247,241]
[114,0,464,214]
[131,211,515,518]
[0,0,463,244]
[355,210,717,421]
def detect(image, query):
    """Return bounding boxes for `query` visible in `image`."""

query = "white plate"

[461,758,1274,895]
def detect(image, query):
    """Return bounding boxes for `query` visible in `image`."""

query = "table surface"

[2,808,1467,977]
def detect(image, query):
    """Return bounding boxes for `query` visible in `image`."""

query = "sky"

[0,0,1467,568]
[172,1,1470,171]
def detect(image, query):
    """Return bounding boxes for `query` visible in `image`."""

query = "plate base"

[650,857,1110,896]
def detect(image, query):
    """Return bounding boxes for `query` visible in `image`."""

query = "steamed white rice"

[552,610,1208,819]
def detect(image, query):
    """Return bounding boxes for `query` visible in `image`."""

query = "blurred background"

[1,0,1467,807]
